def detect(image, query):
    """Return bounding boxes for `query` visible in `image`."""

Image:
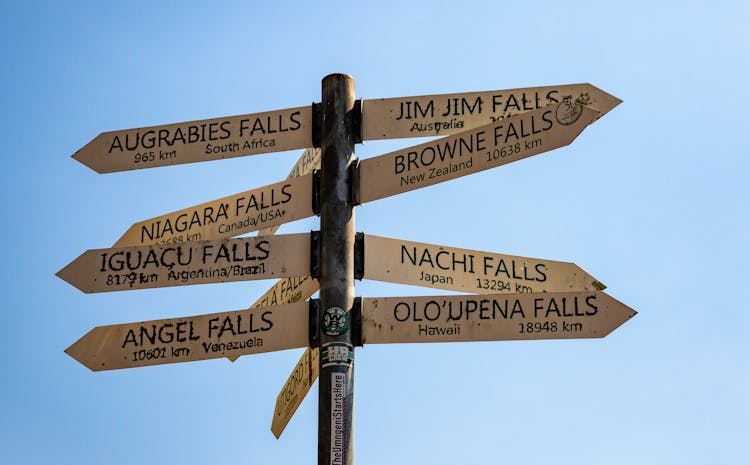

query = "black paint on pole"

[318,74,356,465]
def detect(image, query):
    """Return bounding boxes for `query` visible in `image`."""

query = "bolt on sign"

[362,234,605,294]
[362,83,621,141]
[362,291,635,345]
[57,233,311,293]
[73,106,313,173]
[65,302,309,371]
[358,101,600,203]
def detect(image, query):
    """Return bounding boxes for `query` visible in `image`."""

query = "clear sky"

[1,1,748,464]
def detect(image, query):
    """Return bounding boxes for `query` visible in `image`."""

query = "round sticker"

[323,306,349,336]
[555,98,583,125]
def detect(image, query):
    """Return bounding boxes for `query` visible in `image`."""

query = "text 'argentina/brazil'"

[57,233,311,293]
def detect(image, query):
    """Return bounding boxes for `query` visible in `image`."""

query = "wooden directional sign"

[283,148,322,183]
[66,301,309,371]
[73,106,313,173]
[251,239,320,434]
[362,83,620,141]
[358,102,599,203]
[57,233,311,293]
[363,234,604,294]
[258,148,321,236]
[252,275,319,309]
[271,347,319,438]
[227,275,319,363]
[114,174,315,247]
[362,291,635,345]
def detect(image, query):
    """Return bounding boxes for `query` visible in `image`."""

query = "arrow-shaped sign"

[114,174,315,247]
[271,346,319,438]
[362,83,620,141]
[362,234,605,294]
[73,106,313,173]
[65,301,309,371]
[57,233,311,293]
[362,291,635,345]
[358,101,599,204]
[226,275,319,364]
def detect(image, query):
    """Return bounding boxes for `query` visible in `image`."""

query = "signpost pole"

[318,74,356,465]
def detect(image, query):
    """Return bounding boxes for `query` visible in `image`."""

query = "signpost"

[73,106,313,173]
[362,83,621,141]
[362,291,635,344]
[317,74,357,465]
[65,301,309,371]
[57,233,311,293]
[362,234,605,294]
[60,76,631,465]
[358,101,599,203]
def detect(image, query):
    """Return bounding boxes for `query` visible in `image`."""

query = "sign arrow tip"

[587,85,623,119]
[56,257,90,294]
[65,335,100,372]
[72,134,111,174]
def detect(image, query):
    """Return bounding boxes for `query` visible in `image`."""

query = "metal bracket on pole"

[351,297,363,347]
[309,299,320,348]
[312,102,322,148]
[354,232,364,280]
[310,230,321,279]
[350,99,363,144]
[350,158,361,206]
[312,169,321,215]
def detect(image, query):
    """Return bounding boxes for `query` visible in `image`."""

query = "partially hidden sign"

[57,233,311,293]
[271,347,319,438]
[73,106,313,173]
[358,102,599,203]
[362,83,620,141]
[115,174,315,247]
[227,275,319,363]
[363,234,604,294]
[66,301,309,371]
[258,147,321,236]
[362,292,636,345]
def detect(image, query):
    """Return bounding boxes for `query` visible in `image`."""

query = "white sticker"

[330,372,346,465]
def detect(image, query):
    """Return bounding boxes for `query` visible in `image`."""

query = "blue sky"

[1,1,748,464]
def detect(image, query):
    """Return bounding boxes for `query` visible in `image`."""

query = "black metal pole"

[318,74,356,465]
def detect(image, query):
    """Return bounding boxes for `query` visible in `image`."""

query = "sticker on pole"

[321,342,354,368]
[323,306,349,336]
